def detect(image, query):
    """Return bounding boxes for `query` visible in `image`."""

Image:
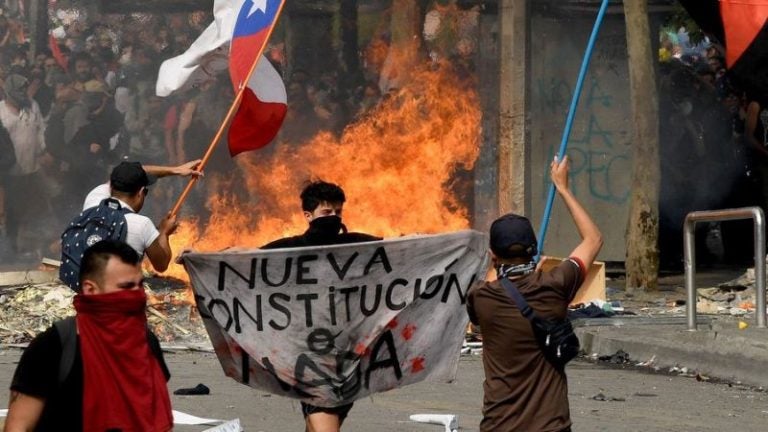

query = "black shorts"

[300,402,354,422]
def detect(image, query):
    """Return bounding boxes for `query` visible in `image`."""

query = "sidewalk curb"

[575,324,768,388]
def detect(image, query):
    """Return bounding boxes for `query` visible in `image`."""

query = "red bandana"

[74,290,172,432]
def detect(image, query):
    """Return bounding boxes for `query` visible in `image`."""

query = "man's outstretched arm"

[143,159,203,178]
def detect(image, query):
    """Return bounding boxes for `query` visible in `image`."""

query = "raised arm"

[550,156,603,267]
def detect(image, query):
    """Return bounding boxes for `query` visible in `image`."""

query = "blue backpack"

[60,198,130,291]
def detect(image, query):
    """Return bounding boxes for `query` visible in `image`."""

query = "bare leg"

[306,412,342,432]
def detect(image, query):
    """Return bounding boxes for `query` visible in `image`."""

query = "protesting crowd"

[0,3,602,431]
[0,7,390,264]
[4,4,756,432]
[657,26,768,267]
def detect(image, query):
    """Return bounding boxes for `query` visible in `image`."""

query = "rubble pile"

[696,269,759,316]
[0,278,208,346]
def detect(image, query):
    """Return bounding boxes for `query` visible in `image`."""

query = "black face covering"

[309,215,344,237]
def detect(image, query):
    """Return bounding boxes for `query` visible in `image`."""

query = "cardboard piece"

[538,257,606,306]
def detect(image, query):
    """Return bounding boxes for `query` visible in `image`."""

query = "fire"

[162,55,481,281]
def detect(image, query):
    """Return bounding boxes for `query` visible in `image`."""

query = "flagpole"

[170,1,288,217]
[534,0,609,261]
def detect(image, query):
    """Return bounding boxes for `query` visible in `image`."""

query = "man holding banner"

[467,156,602,432]
[262,180,380,432]
[182,181,488,432]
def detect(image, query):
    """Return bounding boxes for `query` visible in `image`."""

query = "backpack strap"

[54,316,77,386]
[499,277,538,322]
[147,327,171,381]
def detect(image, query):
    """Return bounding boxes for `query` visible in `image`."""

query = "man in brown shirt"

[467,156,603,431]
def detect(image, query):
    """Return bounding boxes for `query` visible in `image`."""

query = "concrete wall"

[474,8,501,233]
[529,8,633,261]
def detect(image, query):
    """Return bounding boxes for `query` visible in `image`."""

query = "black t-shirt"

[10,324,169,432]
[261,229,381,249]
[261,224,380,414]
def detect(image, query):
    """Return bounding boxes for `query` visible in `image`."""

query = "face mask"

[309,215,343,236]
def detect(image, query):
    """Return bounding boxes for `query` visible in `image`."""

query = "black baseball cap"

[489,213,538,258]
[110,162,156,193]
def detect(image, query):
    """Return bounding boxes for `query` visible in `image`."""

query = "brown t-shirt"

[467,259,583,432]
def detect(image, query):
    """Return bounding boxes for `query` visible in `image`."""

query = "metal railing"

[684,207,766,331]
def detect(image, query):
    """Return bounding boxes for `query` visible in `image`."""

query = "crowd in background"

[0,6,402,264]
[658,27,768,266]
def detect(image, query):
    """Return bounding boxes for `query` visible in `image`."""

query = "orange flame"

[163,56,481,281]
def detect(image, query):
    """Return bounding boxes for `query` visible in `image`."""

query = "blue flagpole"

[535,0,610,261]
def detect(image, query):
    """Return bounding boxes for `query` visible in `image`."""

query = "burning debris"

[162,52,481,281]
[0,276,208,346]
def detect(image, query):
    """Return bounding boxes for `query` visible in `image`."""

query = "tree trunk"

[498,0,527,217]
[624,0,660,292]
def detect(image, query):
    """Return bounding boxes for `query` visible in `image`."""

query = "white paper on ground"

[410,413,458,432]
[0,408,7,417]
[172,409,225,425]
[203,418,242,432]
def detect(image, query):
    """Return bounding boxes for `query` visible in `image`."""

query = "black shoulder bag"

[499,277,580,368]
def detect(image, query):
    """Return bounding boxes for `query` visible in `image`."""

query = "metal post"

[684,218,696,330]
[684,207,766,330]
[755,209,766,328]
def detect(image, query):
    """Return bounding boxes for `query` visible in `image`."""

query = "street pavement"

[1,349,767,431]
[1,269,767,430]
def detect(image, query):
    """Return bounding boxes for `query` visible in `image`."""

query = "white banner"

[181,230,488,407]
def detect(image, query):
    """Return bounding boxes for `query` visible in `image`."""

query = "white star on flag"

[248,0,268,17]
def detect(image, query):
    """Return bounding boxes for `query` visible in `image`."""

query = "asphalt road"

[0,349,766,431]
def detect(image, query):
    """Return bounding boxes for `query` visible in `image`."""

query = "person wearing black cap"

[81,160,201,272]
[467,156,602,432]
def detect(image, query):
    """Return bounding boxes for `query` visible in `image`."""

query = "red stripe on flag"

[228,87,287,156]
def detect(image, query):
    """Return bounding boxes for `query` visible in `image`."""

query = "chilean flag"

[228,0,287,156]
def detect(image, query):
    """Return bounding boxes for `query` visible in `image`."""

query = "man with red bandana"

[5,240,173,431]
